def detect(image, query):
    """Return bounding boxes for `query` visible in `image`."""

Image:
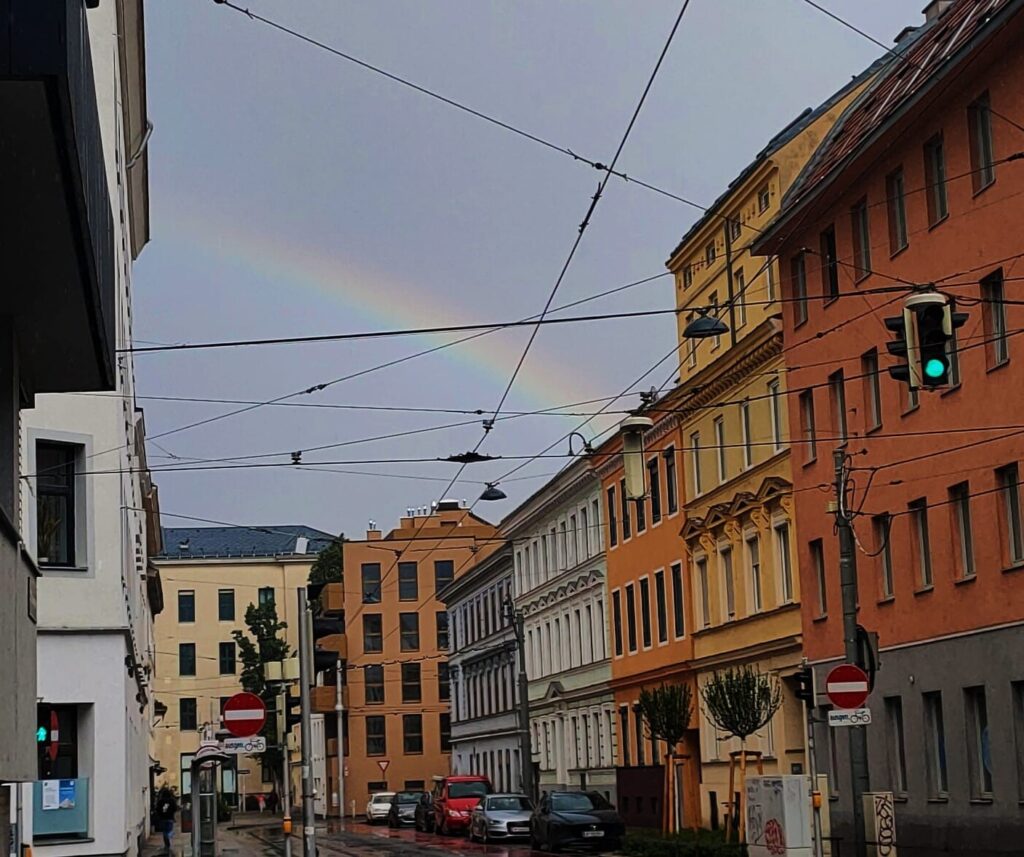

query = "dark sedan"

[387,791,426,828]
[530,791,625,852]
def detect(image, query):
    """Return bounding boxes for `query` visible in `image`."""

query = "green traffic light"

[924,357,947,379]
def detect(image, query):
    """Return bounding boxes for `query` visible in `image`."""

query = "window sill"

[914,585,935,597]
[927,213,949,232]
[889,243,909,261]
[877,595,895,606]
[902,403,920,417]
[803,455,817,468]
[894,794,909,804]
[972,177,996,199]
[969,797,994,805]
[812,613,828,624]
[927,796,949,804]
[824,295,839,307]
[954,574,977,586]
[986,357,1010,375]
[940,382,962,398]
[1003,561,1024,574]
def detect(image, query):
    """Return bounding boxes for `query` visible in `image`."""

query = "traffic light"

[885,293,968,390]
[312,616,345,674]
[285,692,302,731]
[795,666,815,705]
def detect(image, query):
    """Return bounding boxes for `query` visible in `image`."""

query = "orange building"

[753,1,1024,850]
[595,386,701,830]
[333,502,499,813]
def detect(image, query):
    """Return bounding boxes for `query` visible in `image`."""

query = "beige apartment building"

[152,524,335,806]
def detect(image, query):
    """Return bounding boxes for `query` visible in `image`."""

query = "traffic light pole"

[335,656,345,822]
[278,688,293,857]
[505,596,534,801]
[297,588,316,857]
[833,450,870,857]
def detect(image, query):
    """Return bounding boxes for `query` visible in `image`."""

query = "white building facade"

[442,545,524,793]
[14,3,158,855]
[505,461,617,803]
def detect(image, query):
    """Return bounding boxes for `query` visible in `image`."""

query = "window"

[440,712,452,752]
[436,611,449,649]
[398,562,418,601]
[705,241,717,266]
[747,536,762,613]
[218,642,236,675]
[687,326,698,369]
[438,662,450,701]
[654,570,668,644]
[180,698,197,732]
[721,548,735,620]
[361,563,382,604]
[35,442,76,567]
[851,198,871,280]
[1013,681,1024,799]
[400,612,420,652]
[366,715,386,756]
[634,706,646,766]
[810,539,827,616]
[924,691,948,797]
[690,432,703,496]
[873,514,894,598]
[820,225,839,299]
[949,482,975,578]
[982,270,1009,366]
[829,370,848,444]
[218,589,235,621]
[948,299,963,387]
[664,448,678,514]
[607,486,618,548]
[639,578,652,649]
[740,401,753,469]
[179,643,196,677]
[909,498,933,587]
[709,291,721,349]
[258,587,275,606]
[768,379,783,451]
[363,614,383,653]
[178,591,195,624]
[735,270,747,326]
[799,390,817,463]
[580,506,590,558]
[569,514,578,565]
[619,707,631,766]
[765,262,776,303]
[620,479,632,540]
[635,492,647,534]
[714,417,727,484]
[728,216,742,242]
[625,584,638,652]
[683,265,693,289]
[648,458,662,524]
[403,714,423,754]
[860,349,882,431]
[434,559,454,591]
[998,463,1024,564]
[671,563,685,638]
[924,134,948,224]
[776,523,793,603]
[364,664,384,704]
[886,168,908,254]
[697,558,711,627]
[757,184,771,213]
[791,254,808,325]
[965,686,993,799]
[612,590,623,656]
[401,663,421,703]
[884,697,908,794]
[969,92,996,192]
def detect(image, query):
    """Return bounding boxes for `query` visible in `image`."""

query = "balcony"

[312,684,349,714]
[0,0,116,397]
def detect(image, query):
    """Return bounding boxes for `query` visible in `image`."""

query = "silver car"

[469,793,534,842]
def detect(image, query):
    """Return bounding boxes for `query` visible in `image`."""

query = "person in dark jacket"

[155,785,178,853]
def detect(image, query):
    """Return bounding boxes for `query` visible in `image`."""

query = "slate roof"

[157,525,337,560]
[782,0,1015,212]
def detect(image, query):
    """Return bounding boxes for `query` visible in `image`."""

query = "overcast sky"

[134,0,923,538]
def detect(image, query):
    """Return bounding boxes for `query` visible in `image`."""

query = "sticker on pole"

[828,708,872,727]
[223,692,267,738]
[825,664,870,710]
[221,735,267,754]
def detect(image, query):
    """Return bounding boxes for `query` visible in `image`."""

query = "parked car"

[431,775,492,835]
[365,792,396,824]
[388,791,426,828]
[469,793,534,843]
[530,791,625,852]
[414,790,436,832]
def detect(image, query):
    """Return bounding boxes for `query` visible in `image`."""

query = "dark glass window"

[180,698,197,731]
[820,225,839,298]
[440,713,452,752]
[403,714,423,754]
[364,664,384,704]
[179,643,196,676]
[851,198,871,280]
[178,591,195,624]
[670,562,685,638]
[969,92,995,192]
[612,590,623,656]
[363,614,383,653]
[434,560,454,591]
[218,642,236,675]
[664,448,678,515]
[361,563,382,604]
[639,578,652,648]
[607,486,618,547]
[398,562,418,601]
[625,584,638,652]
[648,458,661,524]
[36,442,76,567]
[258,587,275,606]
[400,612,420,652]
[924,134,948,224]
[218,589,235,621]
[437,662,450,701]
[402,663,421,703]
[366,715,386,756]
[654,570,668,644]
[886,168,908,254]
[791,253,808,325]
[620,479,631,540]
[436,611,449,649]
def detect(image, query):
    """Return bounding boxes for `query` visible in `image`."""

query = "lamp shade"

[480,483,507,501]
[684,312,729,339]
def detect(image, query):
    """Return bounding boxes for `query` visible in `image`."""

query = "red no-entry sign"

[223,692,266,738]
[825,664,870,710]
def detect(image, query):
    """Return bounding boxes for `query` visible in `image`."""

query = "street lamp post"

[504,596,534,800]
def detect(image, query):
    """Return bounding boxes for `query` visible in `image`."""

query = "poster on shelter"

[41,780,59,810]
[58,780,76,809]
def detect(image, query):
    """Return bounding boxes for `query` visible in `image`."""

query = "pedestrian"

[267,789,279,814]
[155,785,178,854]
[257,793,266,814]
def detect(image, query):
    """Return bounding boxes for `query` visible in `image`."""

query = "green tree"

[232,600,289,789]
[637,683,694,833]
[308,538,344,586]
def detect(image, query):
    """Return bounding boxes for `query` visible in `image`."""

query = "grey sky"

[134,0,922,537]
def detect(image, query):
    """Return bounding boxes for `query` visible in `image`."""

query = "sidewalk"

[141,821,279,857]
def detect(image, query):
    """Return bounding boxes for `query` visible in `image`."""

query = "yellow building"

[666,82,868,827]
[152,524,335,806]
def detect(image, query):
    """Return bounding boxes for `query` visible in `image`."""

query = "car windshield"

[449,781,489,799]
[394,792,420,804]
[550,793,610,813]
[487,796,532,811]
[372,795,393,804]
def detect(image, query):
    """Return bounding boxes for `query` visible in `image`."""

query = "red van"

[432,775,492,835]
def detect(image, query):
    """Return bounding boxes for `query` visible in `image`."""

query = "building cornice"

[518,565,606,617]
[500,463,598,538]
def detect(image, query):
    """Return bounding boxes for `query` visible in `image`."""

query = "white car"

[366,792,396,824]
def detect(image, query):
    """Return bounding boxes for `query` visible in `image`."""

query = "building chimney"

[366,528,382,541]
[922,0,952,22]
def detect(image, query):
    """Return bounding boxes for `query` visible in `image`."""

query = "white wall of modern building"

[12,3,156,855]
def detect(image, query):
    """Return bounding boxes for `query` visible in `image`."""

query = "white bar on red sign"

[224,710,264,721]
[827,681,868,692]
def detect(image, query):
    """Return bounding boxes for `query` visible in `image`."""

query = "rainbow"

[159,202,606,415]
